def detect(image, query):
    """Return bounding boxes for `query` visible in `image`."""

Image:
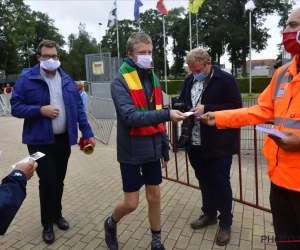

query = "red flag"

[156,0,168,15]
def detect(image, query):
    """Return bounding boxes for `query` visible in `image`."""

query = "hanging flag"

[245,0,256,12]
[188,0,205,14]
[156,0,168,15]
[134,0,143,20]
[244,0,258,16]
[107,2,117,27]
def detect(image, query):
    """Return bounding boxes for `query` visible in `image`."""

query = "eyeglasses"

[40,55,59,60]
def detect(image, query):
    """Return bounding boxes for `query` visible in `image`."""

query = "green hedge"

[236,77,272,93]
[161,77,272,95]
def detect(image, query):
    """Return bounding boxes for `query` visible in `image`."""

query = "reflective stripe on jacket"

[214,54,300,192]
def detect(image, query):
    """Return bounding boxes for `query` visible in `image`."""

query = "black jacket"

[177,65,242,158]
[0,170,27,235]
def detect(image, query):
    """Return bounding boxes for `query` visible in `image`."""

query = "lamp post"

[98,22,103,82]
[98,23,102,57]
[245,0,257,95]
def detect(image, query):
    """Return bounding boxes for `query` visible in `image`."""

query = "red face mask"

[77,85,83,91]
[282,31,300,55]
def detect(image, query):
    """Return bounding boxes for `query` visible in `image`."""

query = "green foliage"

[160,80,184,94]
[66,23,99,80]
[160,77,271,95]
[197,0,294,77]
[166,7,188,78]
[84,83,89,93]
[101,19,135,58]
[0,0,295,86]
[236,77,271,93]
[0,0,65,73]
[27,11,66,68]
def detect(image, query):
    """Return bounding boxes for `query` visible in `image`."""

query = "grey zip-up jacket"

[111,59,170,164]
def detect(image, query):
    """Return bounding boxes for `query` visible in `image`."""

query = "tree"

[167,7,189,78]
[101,19,135,58]
[196,0,295,77]
[274,0,295,67]
[0,1,65,74]
[0,0,34,73]
[102,10,169,78]
[25,11,65,68]
[67,23,99,80]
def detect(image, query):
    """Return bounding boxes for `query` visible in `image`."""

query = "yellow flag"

[189,0,205,14]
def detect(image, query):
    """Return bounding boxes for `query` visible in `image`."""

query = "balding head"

[285,8,300,32]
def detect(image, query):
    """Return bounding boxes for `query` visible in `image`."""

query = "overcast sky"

[24,0,300,67]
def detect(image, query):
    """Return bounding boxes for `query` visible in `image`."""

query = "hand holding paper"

[11,152,45,168]
[255,125,286,139]
[15,159,38,180]
[183,111,202,118]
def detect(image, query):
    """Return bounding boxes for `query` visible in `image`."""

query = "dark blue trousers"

[270,182,300,250]
[188,145,233,228]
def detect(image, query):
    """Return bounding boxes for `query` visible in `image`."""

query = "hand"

[268,131,300,152]
[170,110,187,123]
[199,112,216,126]
[190,105,204,116]
[161,158,168,168]
[15,158,38,180]
[40,105,59,119]
[84,137,96,147]
[184,65,191,73]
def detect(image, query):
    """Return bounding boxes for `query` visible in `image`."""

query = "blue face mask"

[194,72,207,82]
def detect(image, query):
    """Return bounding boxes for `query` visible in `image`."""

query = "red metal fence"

[163,120,272,213]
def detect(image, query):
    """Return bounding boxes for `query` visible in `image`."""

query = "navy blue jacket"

[111,58,170,164]
[10,64,93,145]
[177,65,242,158]
[0,170,27,235]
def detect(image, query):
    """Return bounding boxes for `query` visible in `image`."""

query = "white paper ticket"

[11,151,45,168]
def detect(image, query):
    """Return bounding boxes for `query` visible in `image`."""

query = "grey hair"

[76,81,84,86]
[186,48,211,65]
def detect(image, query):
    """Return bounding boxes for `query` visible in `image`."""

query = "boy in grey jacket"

[104,32,186,250]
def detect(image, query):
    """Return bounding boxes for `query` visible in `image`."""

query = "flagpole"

[189,12,192,50]
[196,13,199,47]
[116,0,120,58]
[163,15,167,94]
[249,11,252,94]
[138,19,141,31]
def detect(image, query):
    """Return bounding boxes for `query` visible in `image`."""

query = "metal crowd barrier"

[0,93,12,116]
[165,95,274,212]
[87,96,116,145]
[166,120,272,213]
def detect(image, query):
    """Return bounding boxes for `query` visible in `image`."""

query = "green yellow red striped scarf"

[119,62,165,136]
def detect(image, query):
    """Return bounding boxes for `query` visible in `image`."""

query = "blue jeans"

[188,145,233,228]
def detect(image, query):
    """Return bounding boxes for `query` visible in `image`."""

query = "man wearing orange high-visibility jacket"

[198,8,300,250]
[104,32,186,250]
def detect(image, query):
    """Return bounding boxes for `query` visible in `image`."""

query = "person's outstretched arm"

[0,159,37,235]
[0,170,27,235]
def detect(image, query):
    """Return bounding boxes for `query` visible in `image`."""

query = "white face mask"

[40,59,61,71]
[134,54,152,69]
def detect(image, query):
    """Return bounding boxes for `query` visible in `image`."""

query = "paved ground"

[0,116,276,250]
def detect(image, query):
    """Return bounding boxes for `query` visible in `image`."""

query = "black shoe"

[42,224,54,244]
[54,217,69,230]
[104,217,119,250]
[151,244,166,250]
